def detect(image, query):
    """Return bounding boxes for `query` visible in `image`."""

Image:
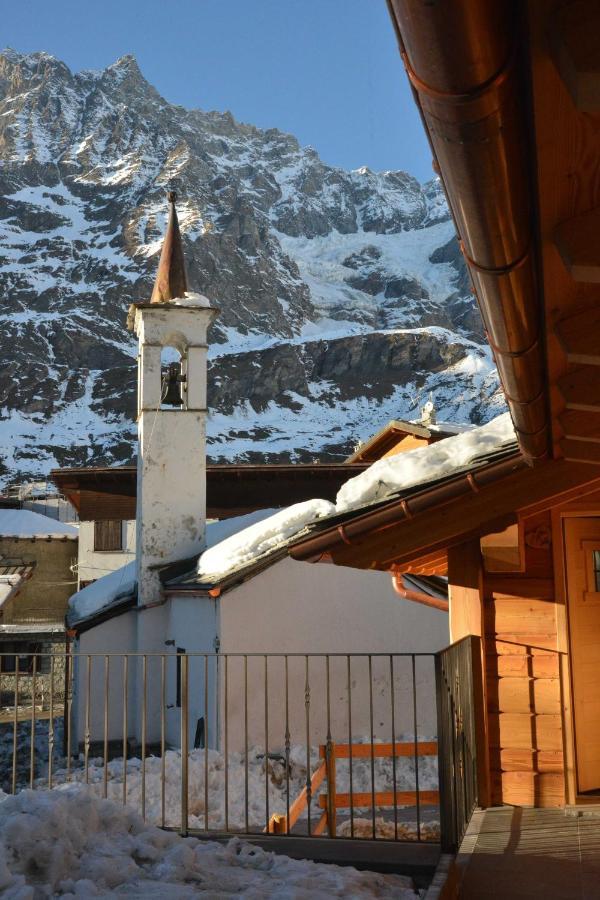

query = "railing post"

[326,740,337,837]
[435,651,455,853]
[470,635,490,809]
[180,654,189,836]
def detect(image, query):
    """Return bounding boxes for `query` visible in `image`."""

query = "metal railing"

[0,650,440,844]
[435,636,482,852]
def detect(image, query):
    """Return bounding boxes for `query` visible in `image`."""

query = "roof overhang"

[387,1,600,464]
[290,455,600,571]
[50,463,370,520]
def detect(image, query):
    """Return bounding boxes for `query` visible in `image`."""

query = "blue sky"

[2,0,433,182]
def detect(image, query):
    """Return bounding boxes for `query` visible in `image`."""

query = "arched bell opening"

[160,345,187,410]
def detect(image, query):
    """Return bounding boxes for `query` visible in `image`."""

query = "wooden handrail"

[268,740,439,837]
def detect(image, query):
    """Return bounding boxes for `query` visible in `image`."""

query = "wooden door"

[565,518,600,793]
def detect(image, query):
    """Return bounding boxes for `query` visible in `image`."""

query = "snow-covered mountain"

[0,49,504,484]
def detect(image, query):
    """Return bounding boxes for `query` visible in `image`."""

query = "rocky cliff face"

[0,49,504,483]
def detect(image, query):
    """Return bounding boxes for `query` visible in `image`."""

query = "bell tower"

[128,192,217,606]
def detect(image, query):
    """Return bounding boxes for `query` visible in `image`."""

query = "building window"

[0,642,41,674]
[94,520,123,552]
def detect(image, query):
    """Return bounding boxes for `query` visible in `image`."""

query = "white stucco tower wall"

[131,298,217,606]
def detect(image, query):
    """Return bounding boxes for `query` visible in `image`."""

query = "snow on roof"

[196,500,335,581]
[428,421,475,435]
[68,559,137,624]
[336,412,517,511]
[71,415,517,617]
[170,291,212,308]
[0,509,78,539]
[0,574,25,610]
[68,509,282,624]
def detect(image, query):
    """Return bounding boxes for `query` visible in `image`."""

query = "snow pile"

[0,509,78,539]
[68,560,136,624]
[197,499,336,580]
[0,719,64,793]
[42,741,438,837]
[0,787,419,897]
[336,412,516,512]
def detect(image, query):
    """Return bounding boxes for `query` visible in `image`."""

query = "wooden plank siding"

[483,510,565,807]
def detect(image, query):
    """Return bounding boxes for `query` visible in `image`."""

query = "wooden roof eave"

[289,456,600,571]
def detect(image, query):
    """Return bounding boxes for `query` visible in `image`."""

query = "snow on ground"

[0,787,420,898]
[37,740,438,838]
[276,220,458,331]
[197,500,335,580]
[336,411,516,511]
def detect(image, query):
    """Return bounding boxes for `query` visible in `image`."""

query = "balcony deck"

[458,806,600,899]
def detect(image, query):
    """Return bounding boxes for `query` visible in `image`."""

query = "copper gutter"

[289,452,525,562]
[386,0,549,463]
[391,573,449,612]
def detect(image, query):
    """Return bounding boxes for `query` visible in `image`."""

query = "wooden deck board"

[458,807,600,899]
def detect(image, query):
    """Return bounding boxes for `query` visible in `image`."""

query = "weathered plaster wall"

[196,558,447,751]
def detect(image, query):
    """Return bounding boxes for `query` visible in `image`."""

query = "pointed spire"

[151,191,188,302]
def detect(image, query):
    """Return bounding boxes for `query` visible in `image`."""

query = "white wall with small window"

[77,520,136,587]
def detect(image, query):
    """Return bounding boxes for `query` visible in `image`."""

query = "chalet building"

[346,401,471,464]
[0,510,77,706]
[287,0,600,889]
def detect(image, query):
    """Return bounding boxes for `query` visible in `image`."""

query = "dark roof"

[161,545,291,597]
[402,574,448,602]
[0,558,35,578]
[50,462,369,521]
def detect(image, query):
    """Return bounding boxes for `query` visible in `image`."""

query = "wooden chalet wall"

[450,510,565,808]
[483,510,563,808]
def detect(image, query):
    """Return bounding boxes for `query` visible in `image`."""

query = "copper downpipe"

[387,0,549,462]
[391,573,449,612]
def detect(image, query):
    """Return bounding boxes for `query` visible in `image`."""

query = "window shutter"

[94,520,123,551]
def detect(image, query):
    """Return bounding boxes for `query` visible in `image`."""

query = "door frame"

[552,506,600,804]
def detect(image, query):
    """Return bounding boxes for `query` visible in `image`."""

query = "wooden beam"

[555,207,600,283]
[448,541,484,642]
[328,461,600,571]
[558,366,600,411]
[549,0,600,112]
[319,741,438,759]
[559,408,600,442]
[561,438,600,464]
[557,306,600,365]
[319,790,440,809]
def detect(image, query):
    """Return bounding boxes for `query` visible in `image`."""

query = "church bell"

[161,362,185,407]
